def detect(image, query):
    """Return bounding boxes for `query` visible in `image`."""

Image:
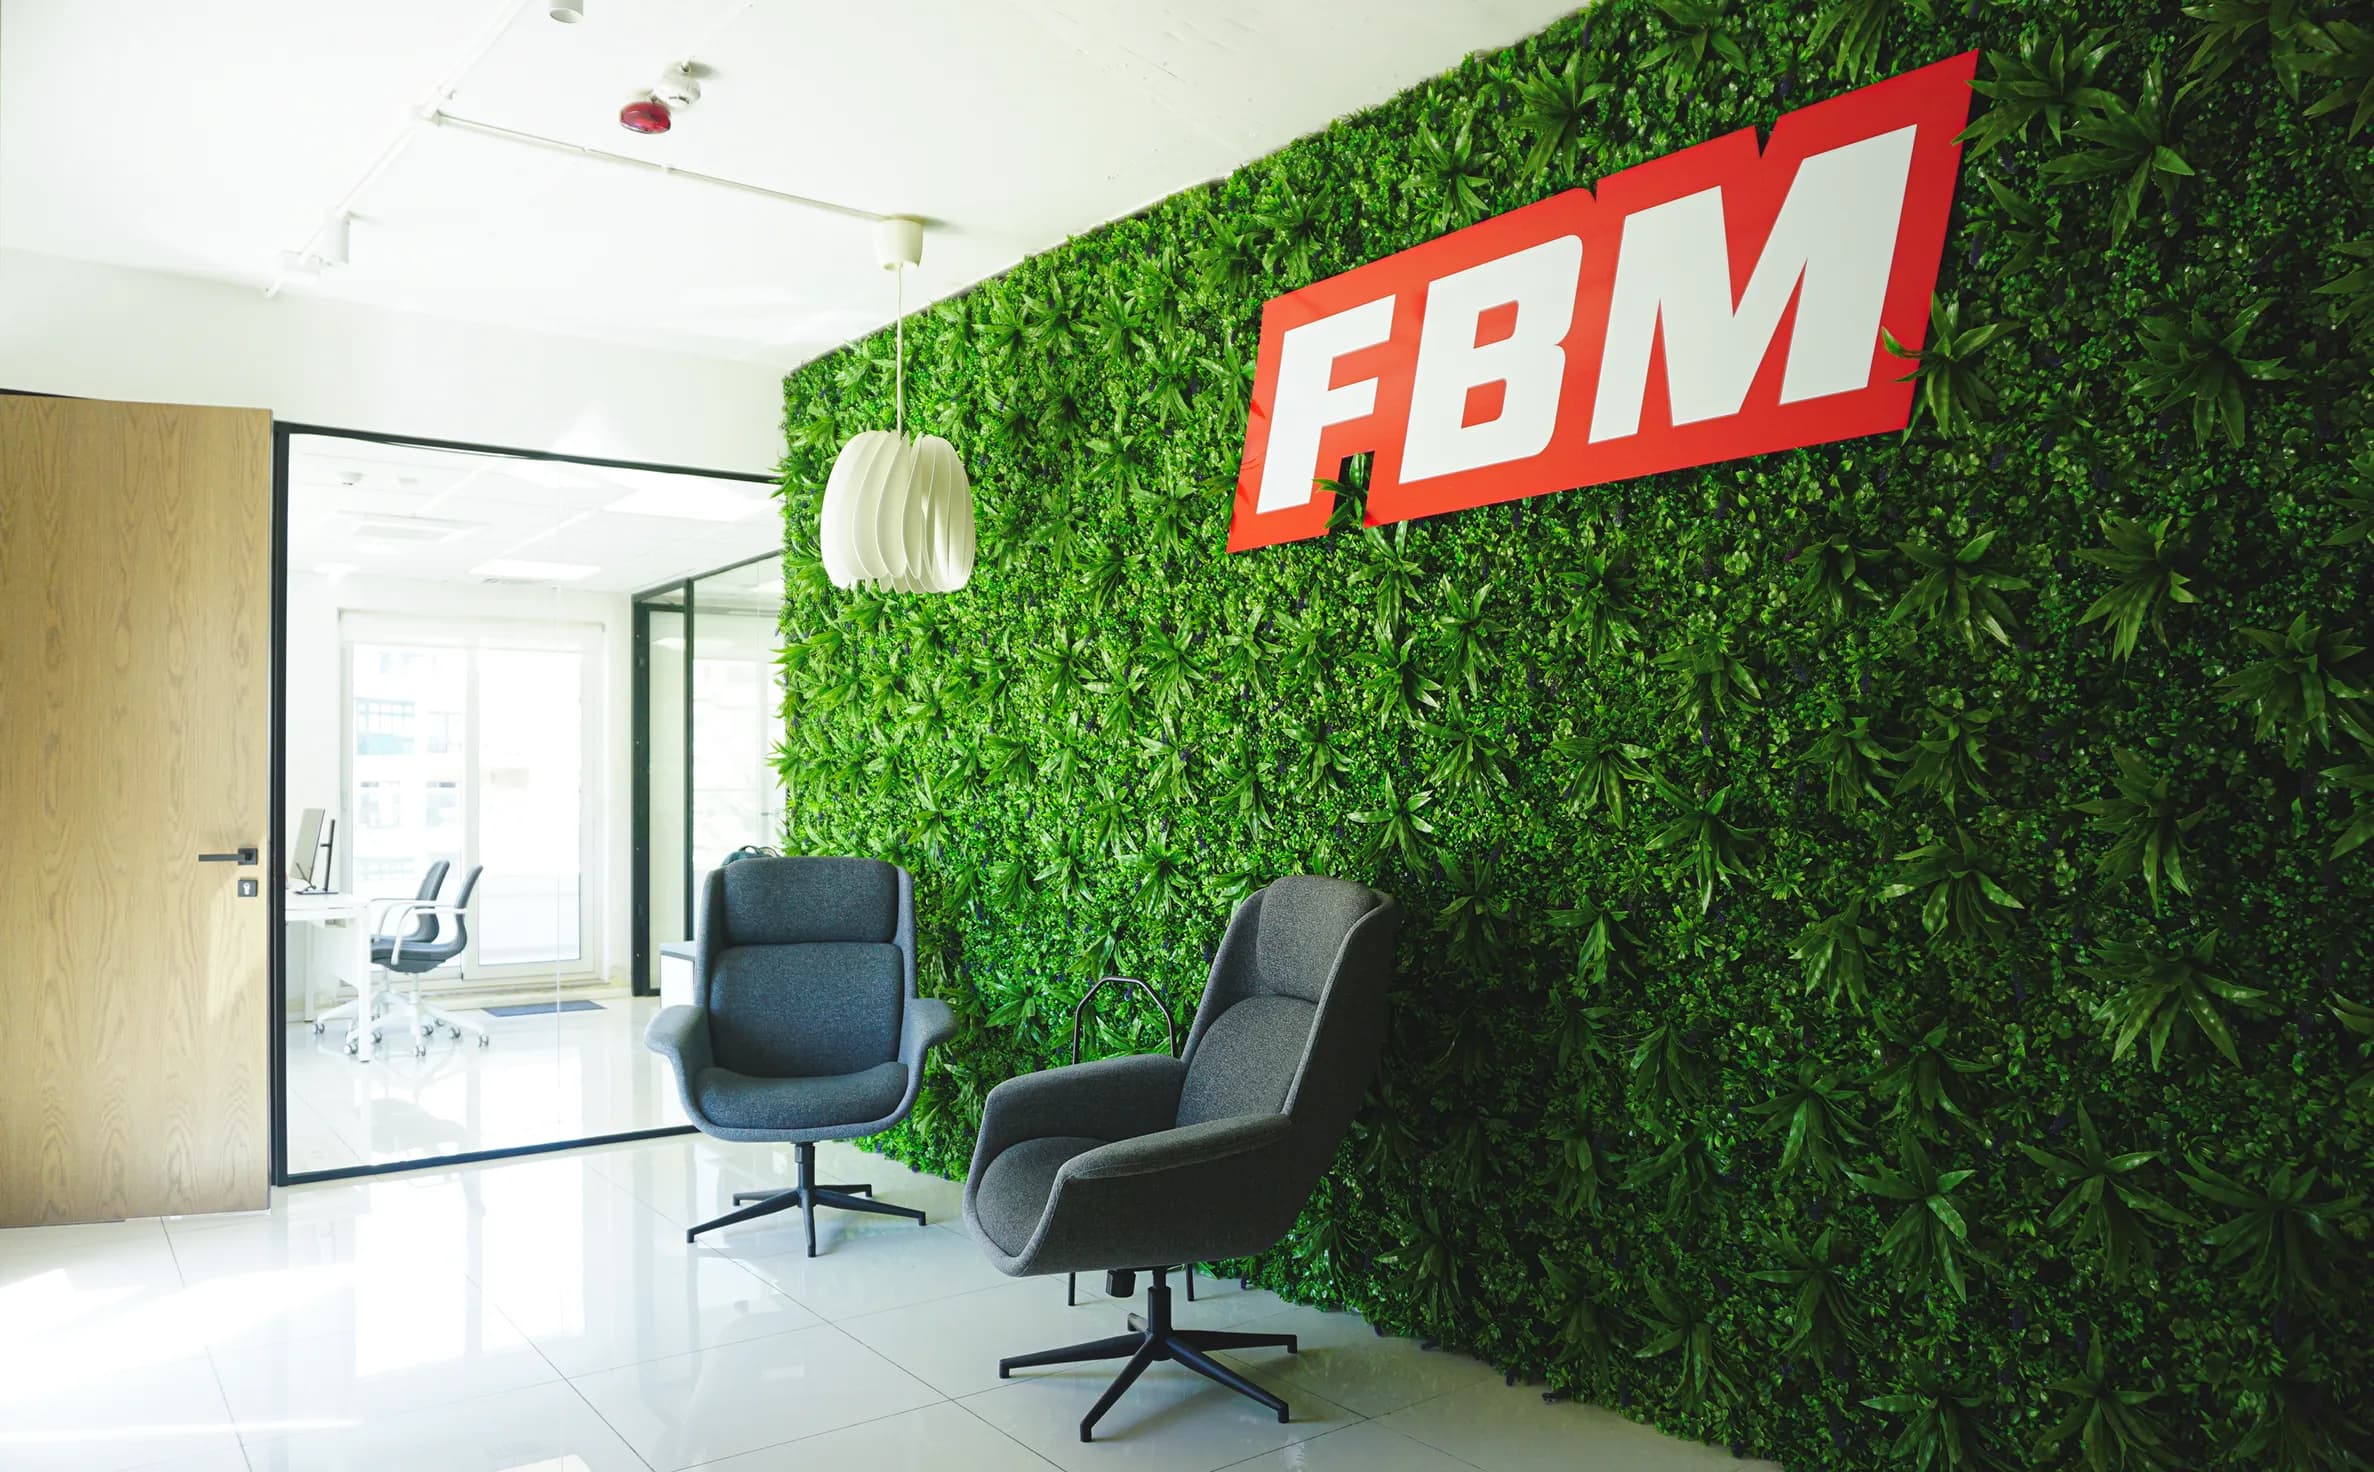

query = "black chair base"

[686,1141,926,1254]
[1069,1261,1206,1304]
[1000,1267,1298,1442]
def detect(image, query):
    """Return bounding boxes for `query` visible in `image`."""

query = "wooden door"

[0,395,273,1225]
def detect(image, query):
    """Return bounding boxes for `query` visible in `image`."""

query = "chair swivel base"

[999,1266,1298,1442]
[685,1140,925,1255]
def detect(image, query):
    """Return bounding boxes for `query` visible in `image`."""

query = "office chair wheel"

[477,1035,492,1048]
[312,1021,326,1035]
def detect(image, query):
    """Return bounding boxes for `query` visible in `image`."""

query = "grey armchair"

[646,856,954,1254]
[962,875,1399,1441]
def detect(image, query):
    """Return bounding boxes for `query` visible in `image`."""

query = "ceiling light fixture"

[549,0,585,23]
[819,218,975,594]
[607,485,763,522]
[470,558,600,581]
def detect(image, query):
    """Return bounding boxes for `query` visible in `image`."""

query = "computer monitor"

[290,807,325,889]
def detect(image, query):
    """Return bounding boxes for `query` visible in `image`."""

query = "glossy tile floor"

[0,1135,1778,1471]
[284,992,689,1172]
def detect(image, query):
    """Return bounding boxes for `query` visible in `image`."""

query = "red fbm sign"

[1228,52,1979,552]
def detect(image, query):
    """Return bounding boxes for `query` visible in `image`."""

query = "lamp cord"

[894,264,905,439]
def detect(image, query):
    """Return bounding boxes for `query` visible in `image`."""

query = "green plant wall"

[773,2,2374,1466]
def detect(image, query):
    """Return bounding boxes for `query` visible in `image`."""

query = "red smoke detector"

[619,98,672,134]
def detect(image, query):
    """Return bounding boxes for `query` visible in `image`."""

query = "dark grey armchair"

[646,856,954,1254]
[962,875,1399,1441]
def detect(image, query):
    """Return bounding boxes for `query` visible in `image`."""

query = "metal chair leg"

[1080,1342,1162,1443]
[1170,1339,1288,1422]
[999,1268,1293,1443]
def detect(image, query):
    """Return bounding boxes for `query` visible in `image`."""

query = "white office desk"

[285,892,379,1059]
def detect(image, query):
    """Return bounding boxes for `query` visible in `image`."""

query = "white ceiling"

[287,432,782,593]
[0,0,1575,368]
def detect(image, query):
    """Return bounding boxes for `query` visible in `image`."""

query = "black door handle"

[198,847,260,865]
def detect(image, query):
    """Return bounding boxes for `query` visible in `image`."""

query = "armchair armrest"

[970,1053,1187,1173]
[900,996,955,1076]
[644,1004,714,1086]
[1008,1110,1305,1273]
[373,900,470,961]
[1063,1112,1291,1181]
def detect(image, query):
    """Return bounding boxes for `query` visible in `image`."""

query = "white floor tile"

[0,1218,207,1379]
[0,1352,244,1472]
[685,1398,1051,1472]
[1376,1382,1780,1472]
[278,993,688,1173]
[840,1275,1144,1397]
[241,1379,646,1471]
[1209,1301,1501,1418]
[1,1138,1775,1472]
[124,1449,254,1472]
[962,1354,1358,1472]
[207,1281,558,1446]
[568,1323,941,1471]
[721,1221,1012,1321]
[1217,1419,1484,1472]
[481,1242,819,1378]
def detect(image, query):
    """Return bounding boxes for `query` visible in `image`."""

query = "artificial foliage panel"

[774,1,2374,1466]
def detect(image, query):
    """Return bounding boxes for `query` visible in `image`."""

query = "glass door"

[633,554,785,996]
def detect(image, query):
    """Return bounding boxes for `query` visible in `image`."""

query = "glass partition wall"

[274,426,778,1182]
[633,554,788,1000]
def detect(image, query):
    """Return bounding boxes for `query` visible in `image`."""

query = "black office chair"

[360,865,487,1058]
[314,859,447,1039]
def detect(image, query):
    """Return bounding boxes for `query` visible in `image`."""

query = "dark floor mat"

[480,1000,607,1018]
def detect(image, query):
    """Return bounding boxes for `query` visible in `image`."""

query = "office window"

[357,780,400,829]
[355,856,414,892]
[354,698,415,756]
[345,630,593,977]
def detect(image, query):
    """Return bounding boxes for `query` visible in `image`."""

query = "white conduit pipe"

[265,0,539,297]
[264,0,890,296]
[421,110,890,225]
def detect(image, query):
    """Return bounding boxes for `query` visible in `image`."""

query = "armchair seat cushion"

[973,1135,1104,1255]
[694,1061,908,1132]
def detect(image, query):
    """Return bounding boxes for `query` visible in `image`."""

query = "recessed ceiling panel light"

[503,460,609,491]
[472,558,600,581]
[607,485,765,521]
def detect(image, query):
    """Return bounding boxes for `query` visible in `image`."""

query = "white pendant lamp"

[819,217,975,594]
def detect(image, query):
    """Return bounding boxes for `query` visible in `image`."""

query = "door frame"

[269,420,776,1187]
[628,548,785,998]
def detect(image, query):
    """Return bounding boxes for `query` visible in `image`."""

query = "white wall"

[286,571,635,989]
[0,248,785,473]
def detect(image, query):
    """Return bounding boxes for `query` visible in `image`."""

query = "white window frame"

[339,612,603,986]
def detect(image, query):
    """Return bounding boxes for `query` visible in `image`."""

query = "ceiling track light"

[820,218,976,595]
[317,211,351,267]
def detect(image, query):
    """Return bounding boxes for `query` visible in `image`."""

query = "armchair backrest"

[696,856,916,1080]
[1174,877,1399,1171]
